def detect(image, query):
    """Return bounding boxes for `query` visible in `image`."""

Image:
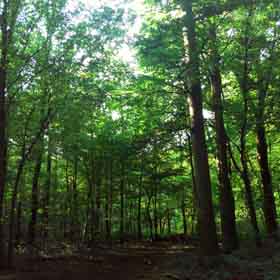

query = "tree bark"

[167,208,171,235]
[0,0,9,262]
[239,14,261,246]
[28,140,44,245]
[146,195,153,240]
[256,86,278,237]
[181,201,187,235]
[188,135,198,235]
[209,24,239,252]
[181,0,219,256]
[109,159,113,239]
[71,157,79,241]
[94,157,102,238]
[137,164,143,239]
[64,160,71,239]
[15,175,26,247]
[15,201,22,247]
[153,179,159,239]
[105,156,111,240]
[119,160,125,243]
[7,150,25,266]
[7,107,51,266]
[43,134,52,242]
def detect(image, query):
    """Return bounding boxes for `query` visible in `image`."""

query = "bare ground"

[1,240,279,280]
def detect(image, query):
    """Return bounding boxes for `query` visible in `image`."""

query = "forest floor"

[1,239,280,280]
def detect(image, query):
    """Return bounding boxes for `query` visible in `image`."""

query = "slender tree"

[239,9,261,246]
[209,22,239,252]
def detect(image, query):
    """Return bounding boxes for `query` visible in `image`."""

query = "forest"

[0,0,280,279]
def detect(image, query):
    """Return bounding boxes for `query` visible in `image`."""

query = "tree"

[181,0,219,256]
[0,0,21,261]
[208,21,238,252]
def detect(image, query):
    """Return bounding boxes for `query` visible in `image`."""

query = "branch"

[226,134,242,175]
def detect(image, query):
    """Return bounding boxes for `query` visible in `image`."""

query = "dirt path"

[12,245,188,280]
[1,241,280,280]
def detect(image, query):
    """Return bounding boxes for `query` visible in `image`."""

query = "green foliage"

[2,0,280,248]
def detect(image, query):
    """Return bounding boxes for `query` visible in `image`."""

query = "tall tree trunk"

[105,156,111,240]
[240,151,261,246]
[209,24,239,252]
[0,1,9,262]
[84,158,93,244]
[15,175,25,248]
[181,0,218,255]
[28,140,44,245]
[0,92,7,262]
[239,14,261,246]
[7,109,50,266]
[153,180,159,239]
[71,157,79,241]
[109,159,113,240]
[181,201,187,235]
[65,160,71,239]
[119,160,125,243]
[137,164,143,239]
[167,208,171,235]
[146,195,153,240]
[0,0,20,263]
[15,201,22,247]
[179,134,187,235]
[43,134,52,242]
[89,155,97,242]
[188,135,198,235]
[7,150,26,266]
[256,86,278,237]
[94,157,102,238]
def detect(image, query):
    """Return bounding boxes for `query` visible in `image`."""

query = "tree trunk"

[15,169,26,247]
[167,208,171,235]
[65,160,71,239]
[28,140,44,245]
[109,159,113,239]
[239,16,261,246]
[153,181,159,239]
[0,1,9,262]
[119,160,125,243]
[7,151,26,266]
[209,24,239,252]
[84,160,92,244]
[241,162,261,246]
[179,136,187,235]
[105,157,111,240]
[43,135,52,242]
[188,135,198,235]
[137,165,143,239]
[94,158,102,238]
[146,196,153,240]
[256,86,278,237]
[15,201,22,247]
[7,109,50,266]
[71,157,79,241]
[0,91,7,263]
[181,0,218,255]
[181,201,187,235]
